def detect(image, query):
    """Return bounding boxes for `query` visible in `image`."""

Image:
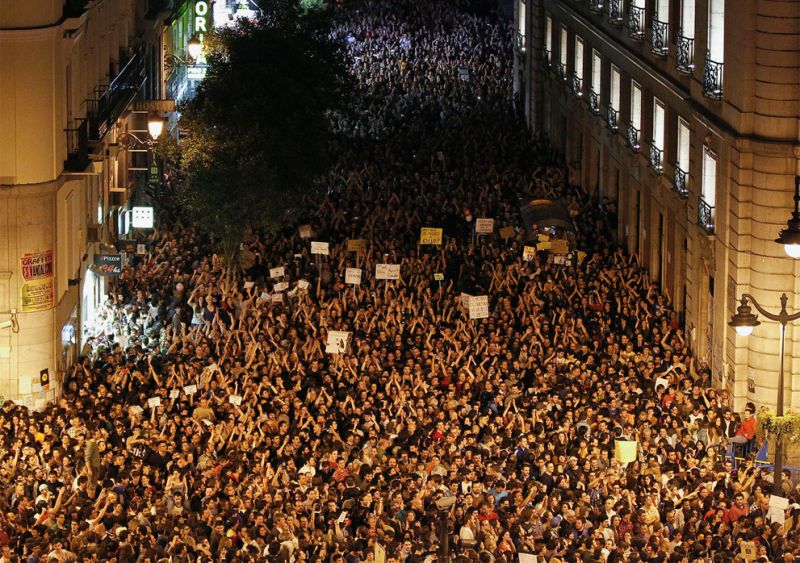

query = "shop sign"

[20,250,54,312]
[94,254,122,276]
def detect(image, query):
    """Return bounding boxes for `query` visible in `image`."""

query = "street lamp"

[776,177,800,258]
[729,293,800,495]
[435,496,456,563]
[164,35,203,66]
[146,113,166,140]
[187,36,203,61]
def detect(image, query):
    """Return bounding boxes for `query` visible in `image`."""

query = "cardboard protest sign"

[243,281,255,290]
[271,293,284,303]
[345,268,362,285]
[614,440,638,463]
[468,295,489,319]
[299,225,312,238]
[460,293,471,308]
[550,239,569,254]
[326,331,350,354]
[499,226,516,240]
[136,244,147,255]
[434,273,444,281]
[769,495,789,524]
[273,282,289,292]
[538,233,550,242]
[420,227,443,245]
[518,555,537,563]
[183,384,198,395]
[740,541,757,561]
[148,397,161,409]
[270,267,285,279]
[347,239,367,252]
[522,246,536,262]
[229,395,243,406]
[297,280,310,290]
[655,377,670,391]
[475,218,494,234]
[375,264,401,280]
[536,241,552,251]
[311,241,329,255]
[169,389,180,399]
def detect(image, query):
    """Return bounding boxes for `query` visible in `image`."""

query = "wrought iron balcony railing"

[516,31,527,53]
[64,118,89,173]
[608,0,623,25]
[556,61,566,78]
[628,5,645,40]
[673,166,688,198]
[571,74,583,97]
[86,46,146,141]
[589,0,604,13]
[703,54,724,100]
[627,123,641,151]
[544,48,552,66]
[607,107,619,132]
[698,197,715,233]
[649,144,663,173]
[676,34,695,73]
[588,90,600,114]
[650,19,668,56]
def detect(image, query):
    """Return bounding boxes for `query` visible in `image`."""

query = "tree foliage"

[177,0,348,264]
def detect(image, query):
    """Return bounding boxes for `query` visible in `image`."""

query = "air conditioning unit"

[87,224,102,242]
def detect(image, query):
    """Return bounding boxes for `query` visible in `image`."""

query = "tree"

[177,0,348,268]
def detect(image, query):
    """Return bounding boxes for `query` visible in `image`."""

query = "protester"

[1,1,796,562]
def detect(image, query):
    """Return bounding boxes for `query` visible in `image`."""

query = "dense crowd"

[2,1,797,562]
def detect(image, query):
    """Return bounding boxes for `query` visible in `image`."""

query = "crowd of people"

[2,1,797,562]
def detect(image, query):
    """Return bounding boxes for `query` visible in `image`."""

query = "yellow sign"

[614,440,638,463]
[740,541,757,561]
[538,233,550,242]
[347,239,367,252]
[522,246,536,261]
[499,226,516,240]
[536,242,552,251]
[420,227,443,245]
[20,250,54,312]
[550,239,569,255]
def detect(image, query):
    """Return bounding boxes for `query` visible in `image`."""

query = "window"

[700,147,717,231]
[573,36,584,96]
[674,119,690,196]
[610,65,621,110]
[681,0,695,38]
[628,81,642,149]
[590,50,602,112]
[676,0,696,72]
[545,14,553,63]
[655,0,669,22]
[559,26,568,73]
[707,0,724,62]
[652,99,665,151]
[517,0,526,51]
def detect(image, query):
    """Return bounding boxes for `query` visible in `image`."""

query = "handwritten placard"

[419,227,443,245]
[169,389,180,399]
[311,241,329,255]
[228,395,242,406]
[326,331,350,354]
[475,218,494,234]
[538,233,550,242]
[273,281,289,292]
[271,293,284,303]
[468,295,489,319]
[148,397,162,409]
[522,246,536,261]
[183,384,197,395]
[297,280,310,290]
[499,226,516,240]
[345,268,362,285]
[460,293,471,308]
[550,239,569,255]
[299,225,313,239]
[536,241,552,251]
[347,239,367,253]
[740,541,757,561]
[270,267,285,279]
[375,264,401,280]
[434,273,444,281]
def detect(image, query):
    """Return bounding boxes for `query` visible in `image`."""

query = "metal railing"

[589,0,604,12]
[64,118,89,172]
[608,0,623,25]
[86,46,146,141]
[650,19,669,56]
[627,124,641,151]
[703,54,724,100]
[649,144,663,173]
[588,90,600,114]
[571,74,583,97]
[628,5,645,39]
[698,197,715,233]
[556,61,566,78]
[676,34,695,73]
[674,166,689,198]
[607,107,619,132]
[516,31,527,53]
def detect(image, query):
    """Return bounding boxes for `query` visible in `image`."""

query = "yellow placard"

[499,226,516,240]
[741,542,757,561]
[420,227,443,245]
[536,242,552,251]
[550,239,569,255]
[577,251,587,264]
[21,278,54,312]
[347,239,367,252]
[538,233,550,242]
[522,246,536,261]
[614,440,638,463]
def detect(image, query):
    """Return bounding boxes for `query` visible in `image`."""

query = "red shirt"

[737,415,756,440]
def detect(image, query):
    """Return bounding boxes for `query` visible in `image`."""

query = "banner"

[311,241,329,255]
[375,264,401,280]
[475,218,494,234]
[468,295,489,319]
[419,227,443,245]
[345,268,362,285]
[94,254,122,276]
[20,250,54,312]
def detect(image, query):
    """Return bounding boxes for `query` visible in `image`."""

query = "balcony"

[698,197,715,233]
[608,0,623,25]
[607,107,619,132]
[571,74,583,97]
[650,19,669,56]
[627,124,641,151]
[627,5,645,40]
[649,144,663,173]
[64,119,89,173]
[86,47,146,141]
[703,54,724,100]
[673,166,688,198]
[588,90,600,114]
[556,61,566,78]
[676,34,695,73]
[589,0,604,13]
[516,31,527,53]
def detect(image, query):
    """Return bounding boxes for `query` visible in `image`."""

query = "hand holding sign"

[419,227,443,245]
[468,295,489,319]
[345,268,362,285]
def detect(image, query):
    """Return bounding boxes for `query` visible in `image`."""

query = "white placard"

[274,282,289,292]
[297,279,310,290]
[655,377,670,391]
[243,281,255,289]
[519,555,537,563]
[311,241,329,255]
[183,384,198,395]
[475,218,494,234]
[345,268,362,285]
[468,295,489,319]
[132,207,154,229]
[148,397,162,408]
[259,291,270,302]
[270,267,285,279]
[460,293,471,308]
[136,244,146,255]
[229,395,242,406]
[770,495,789,524]
[169,389,180,399]
[326,330,350,354]
[375,263,401,280]
[271,293,284,303]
